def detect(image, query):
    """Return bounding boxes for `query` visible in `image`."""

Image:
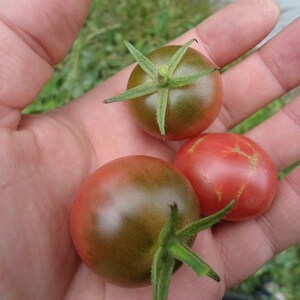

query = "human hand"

[0,0,299,299]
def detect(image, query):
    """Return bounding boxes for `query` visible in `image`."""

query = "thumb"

[0,0,91,129]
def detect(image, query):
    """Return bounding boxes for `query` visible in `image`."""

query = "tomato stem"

[157,65,170,87]
[151,200,235,300]
[152,248,175,300]
[158,203,179,246]
[152,204,178,300]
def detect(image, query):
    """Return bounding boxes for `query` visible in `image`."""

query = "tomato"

[105,40,222,141]
[69,155,200,287]
[127,46,222,140]
[174,133,278,221]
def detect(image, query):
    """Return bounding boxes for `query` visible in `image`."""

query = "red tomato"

[174,133,278,221]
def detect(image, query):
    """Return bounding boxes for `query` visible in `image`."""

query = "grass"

[23,0,213,113]
[231,244,300,299]
[23,0,299,299]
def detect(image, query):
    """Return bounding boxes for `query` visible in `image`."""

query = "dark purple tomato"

[70,155,200,287]
[127,46,222,140]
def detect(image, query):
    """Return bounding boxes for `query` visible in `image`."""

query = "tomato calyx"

[151,200,235,300]
[104,39,219,139]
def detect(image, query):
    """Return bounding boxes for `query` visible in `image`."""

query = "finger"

[0,0,91,129]
[214,17,300,132]
[214,165,300,288]
[219,93,300,286]
[246,94,300,172]
[103,0,280,99]
[174,0,280,67]
[213,92,300,287]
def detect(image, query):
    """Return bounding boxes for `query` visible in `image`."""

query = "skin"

[0,0,299,299]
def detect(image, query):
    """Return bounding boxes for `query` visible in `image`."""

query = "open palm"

[1,1,299,299]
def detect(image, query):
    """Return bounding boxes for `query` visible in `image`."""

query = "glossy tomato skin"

[70,155,199,287]
[174,133,278,221]
[127,46,222,140]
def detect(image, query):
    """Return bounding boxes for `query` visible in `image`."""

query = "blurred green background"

[23,0,299,298]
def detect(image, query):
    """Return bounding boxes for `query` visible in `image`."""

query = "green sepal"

[103,82,157,103]
[167,39,197,76]
[169,67,218,89]
[167,240,220,282]
[124,41,156,79]
[176,200,235,243]
[156,88,169,140]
